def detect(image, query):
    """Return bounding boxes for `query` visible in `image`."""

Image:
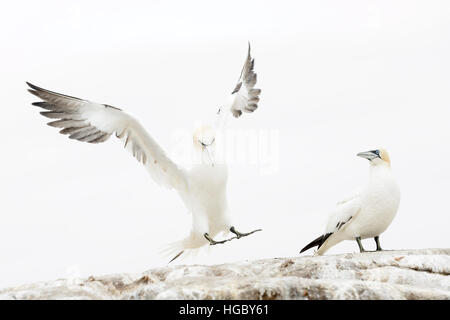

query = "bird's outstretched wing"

[217,43,261,123]
[27,82,188,194]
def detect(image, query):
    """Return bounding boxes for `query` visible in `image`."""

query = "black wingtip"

[299,244,312,254]
[300,233,333,254]
[26,82,38,90]
[28,89,40,97]
[26,82,45,93]
[299,234,325,254]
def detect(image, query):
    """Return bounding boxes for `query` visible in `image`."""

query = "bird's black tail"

[299,233,331,254]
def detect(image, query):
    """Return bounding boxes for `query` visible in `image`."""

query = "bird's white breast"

[346,165,401,239]
[187,164,228,214]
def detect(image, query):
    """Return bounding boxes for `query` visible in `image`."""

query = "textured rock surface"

[1,248,449,300]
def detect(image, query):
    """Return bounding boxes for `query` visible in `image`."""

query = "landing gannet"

[300,149,400,255]
[27,44,262,262]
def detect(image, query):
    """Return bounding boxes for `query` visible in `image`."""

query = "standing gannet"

[300,149,400,255]
[26,44,262,262]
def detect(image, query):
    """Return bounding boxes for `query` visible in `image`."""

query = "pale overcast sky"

[0,0,449,287]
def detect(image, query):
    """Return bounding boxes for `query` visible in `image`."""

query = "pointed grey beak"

[357,150,380,161]
[204,145,214,167]
[199,138,215,167]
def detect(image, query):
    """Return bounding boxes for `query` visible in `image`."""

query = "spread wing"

[26,82,188,195]
[217,43,261,127]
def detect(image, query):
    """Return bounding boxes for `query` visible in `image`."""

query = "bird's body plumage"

[178,163,231,248]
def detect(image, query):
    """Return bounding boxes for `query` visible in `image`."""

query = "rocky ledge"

[0,248,449,300]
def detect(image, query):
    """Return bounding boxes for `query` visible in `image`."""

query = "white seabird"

[27,44,262,262]
[300,149,401,255]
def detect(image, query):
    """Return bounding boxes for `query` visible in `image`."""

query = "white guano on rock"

[0,249,448,300]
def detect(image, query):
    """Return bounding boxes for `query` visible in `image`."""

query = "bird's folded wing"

[336,188,361,206]
[218,43,261,126]
[325,197,361,235]
[27,82,188,193]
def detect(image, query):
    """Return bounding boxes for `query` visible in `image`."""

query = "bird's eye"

[374,150,380,156]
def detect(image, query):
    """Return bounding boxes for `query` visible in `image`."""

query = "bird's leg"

[356,237,366,253]
[204,233,236,246]
[229,226,262,239]
[374,236,382,251]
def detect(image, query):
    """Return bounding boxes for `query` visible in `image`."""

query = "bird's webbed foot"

[204,227,262,246]
[230,226,262,239]
[204,233,236,246]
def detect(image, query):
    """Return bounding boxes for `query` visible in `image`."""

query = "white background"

[1,0,449,288]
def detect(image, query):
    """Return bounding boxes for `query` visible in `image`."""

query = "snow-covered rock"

[1,248,449,300]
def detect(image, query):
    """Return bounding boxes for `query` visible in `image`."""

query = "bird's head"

[193,125,216,166]
[357,148,391,166]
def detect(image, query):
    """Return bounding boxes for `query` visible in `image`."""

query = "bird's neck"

[368,163,393,181]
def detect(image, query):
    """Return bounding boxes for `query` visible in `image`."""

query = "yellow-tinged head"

[193,125,216,149]
[357,148,391,166]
